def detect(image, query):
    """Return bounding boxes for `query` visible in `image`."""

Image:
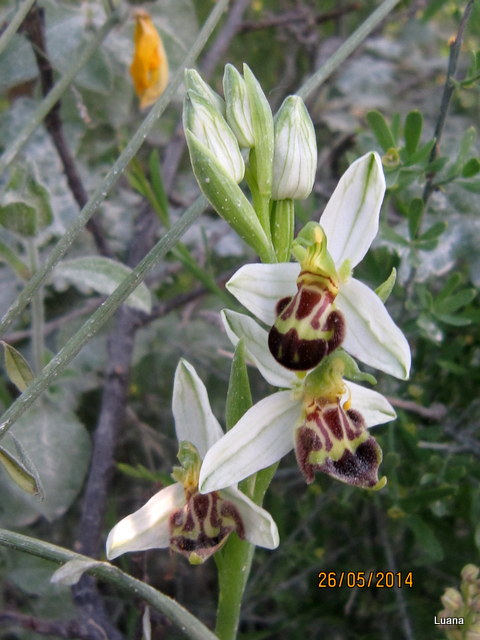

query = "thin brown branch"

[21,6,111,257]
[3,298,103,344]
[387,397,447,421]
[239,4,360,33]
[72,206,159,638]
[422,0,475,205]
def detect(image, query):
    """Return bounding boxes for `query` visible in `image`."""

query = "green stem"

[215,540,255,640]
[214,4,406,635]
[0,9,123,174]
[0,528,218,640]
[0,196,207,439]
[0,0,37,56]
[270,199,294,262]
[246,150,272,243]
[0,0,230,338]
[297,0,403,102]
[214,462,279,640]
[26,239,44,375]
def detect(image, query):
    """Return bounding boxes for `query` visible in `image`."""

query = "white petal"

[337,278,411,380]
[199,391,300,492]
[106,483,185,560]
[320,152,385,268]
[226,262,299,325]
[344,381,396,427]
[221,310,297,389]
[223,486,279,549]
[173,359,224,457]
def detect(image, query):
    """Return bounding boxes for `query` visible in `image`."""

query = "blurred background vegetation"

[0,0,479,638]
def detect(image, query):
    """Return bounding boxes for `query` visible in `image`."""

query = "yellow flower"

[130,9,169,109]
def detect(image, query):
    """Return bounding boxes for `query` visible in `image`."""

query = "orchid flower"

[106,359,278,565]
[199,309,396,492]
[226,152,411,380]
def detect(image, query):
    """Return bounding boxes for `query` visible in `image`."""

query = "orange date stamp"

[317,571,414,589]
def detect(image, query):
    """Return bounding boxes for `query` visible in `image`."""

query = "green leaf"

[0,165,53,237]
[405,139,435,166]
[405,515,443,562]
[407,198,424,239]
[0,202,38,237]
[51,559,107,586]
[225,339,252,431]
[75,37,112,94]
[436,289,476,314]
[375,267,397,303]
[0,239,30,279]
[148,150,170,225]
[0,404,91,526]
[404,110,423,155]
[458,127,477,162]
[418,221,447,242]
[461,157,480,178]
[381,225,410,247]
[116,462,169,484]
[54,257,152,313]
[366,110,396,151]
[0,442,40,496]
[1,341,34,392]
[434,312,472,327]
[458,179,480,193]
[435,272,462,303]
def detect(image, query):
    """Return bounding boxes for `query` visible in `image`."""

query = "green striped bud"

[183,90,245,184]
[184,68,225,115]
[272,96,317,200]
[223,63,254,148]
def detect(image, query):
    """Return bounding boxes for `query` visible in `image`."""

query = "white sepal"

[337,278,411,380]
[345,381,396,427]
[199,391,300,493]
[173,359,224,458]
[226,262,299,326]
[105,483,185,560]
[224,486,279,549]
[221,310,296,389]
[320,152,385,268]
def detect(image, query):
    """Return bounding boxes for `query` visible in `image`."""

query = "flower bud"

[272,95,317,200]
[184,68,225,116]
[223,64,254,148]
[130,10,169,109]
[183,90,245,183]
[462,564,480,583]
[441,587,463,612]
[243,64,274,196]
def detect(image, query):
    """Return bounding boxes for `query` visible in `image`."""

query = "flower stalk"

[0,528,218,640]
